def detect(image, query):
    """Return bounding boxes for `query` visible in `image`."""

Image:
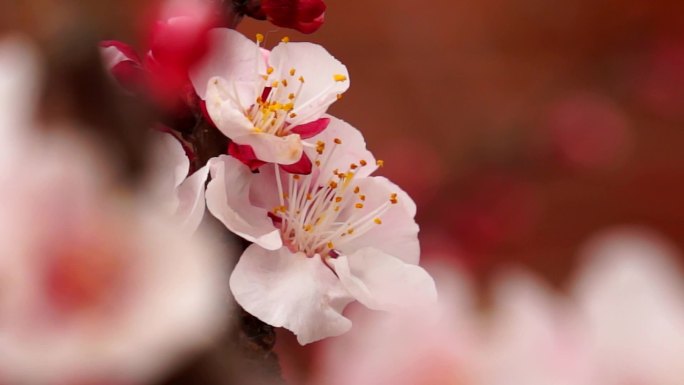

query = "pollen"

[282,79,289,87]
[336,93,343,100]
[355,203,364,209]
[333,74,348,82]
[374,218,382,225]
[327,241,334,249]
[376,159,384,167]
[306,194,312,200]
[281,36,290,43]
[290,113,297,118]
[293,175,300,180]
[271,81,279,87]
[304,224,313,232]
[333,138,342,144]
[360,195,366,201]
[329,181,338,189]
[288,93,295,100]
[350,163,358,169]
[390,193,398,204]
[315,160,321,166]
[256,33,264,43]
[353,186,360,194]
[290,68,296,76]
[267,66,274,75]
[316,141,325,154]
[298,76,305,83]
[359,159,367,166]
[347,228,354,234]
[335,197,343,202]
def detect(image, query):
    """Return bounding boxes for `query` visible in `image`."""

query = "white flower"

[205,116,436,344]
[190,28,349,165]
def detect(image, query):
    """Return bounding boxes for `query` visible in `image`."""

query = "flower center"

[270,138,396,257]
[245,35,346,137]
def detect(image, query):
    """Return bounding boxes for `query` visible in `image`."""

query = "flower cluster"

[102,8,437,342]
[192,28,437,344]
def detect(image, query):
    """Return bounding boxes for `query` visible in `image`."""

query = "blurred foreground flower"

[206,117,436,344]
[0,36,230,385]
[313,227,684,385]
[190,28,348,168]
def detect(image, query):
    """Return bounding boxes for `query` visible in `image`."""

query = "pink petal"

[288,117,330,139]
[330,247,437,311]
[304,116,376,178]
[268,42,348,126]
[233,131,303,165]
[205,156,281,250]
[230,244,354,344]
[340,176,419,265]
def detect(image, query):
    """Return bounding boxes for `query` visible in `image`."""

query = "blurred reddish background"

[239,1,684,382]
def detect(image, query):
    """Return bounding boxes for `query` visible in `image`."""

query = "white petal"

[204,76,254,139]
[205,155,281,250]
[189,28,262,103]
[341,176,420,264]
[175,164,209,233]
[233,131,303,165]
[269,42,349,125]
[306,115,377,178]
[230,245,354,344]
[330,247,436,312]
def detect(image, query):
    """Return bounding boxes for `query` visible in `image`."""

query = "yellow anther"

[293,175,300,180]
[333,138,342,144]
[256,33,264,43]
[333,74,348,82]
[355,203,364,209]
[252,127,263,133]
[350,163,358,169]
[298,76,305,83]
[359,159,367,166]
[335,197,343,203]
[282,79,289,87]
[334,206,341,212]
[360,195,366,201]
[281,36,290,43]
[266,66,274,75]
[271,80,279,87]
[353,186,360,194]
[289,113,297,118]
[290,68,296,76]
[390,193,398,204]
[282,193,289,199]
[315,160,321,166]
[288,93,295,100]
[316,141,325,154]
[283,103,294,111]
[306,193,312,200]
[374,218,382,225]
[376,159,384,167]
[329,181,338,189]
[261,75,269,80]
[347,228,355,234]
[304,224,313,232]
[327,241,335,249]
[336,93,343,100]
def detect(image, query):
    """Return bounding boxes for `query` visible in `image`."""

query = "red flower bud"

[258,0,326,34]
